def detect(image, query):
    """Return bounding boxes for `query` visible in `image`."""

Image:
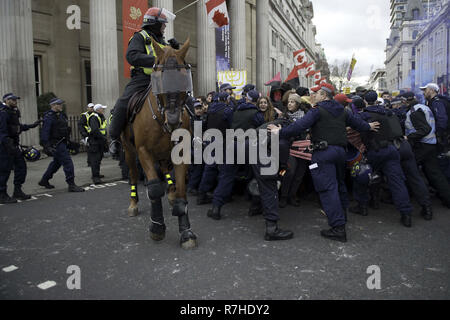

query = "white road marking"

[37,281,57,290]
[2,265,18,272]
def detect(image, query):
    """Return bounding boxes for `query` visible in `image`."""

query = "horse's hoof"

[128,207,139,217]
[180,230,198,250]
[150,224,166,242]
[181,238,197,250]
[150,232,166,242]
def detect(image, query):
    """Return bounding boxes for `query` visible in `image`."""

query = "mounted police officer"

[404,92,450,208]
[109,7,179,158]
[351,91,414,227]
[88,104,108,185]
[0,93,41,204]
[38,98,84,193]
[269,83,379,243]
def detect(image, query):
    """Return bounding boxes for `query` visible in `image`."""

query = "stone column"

[153,0,174,40]
[89,0,120,118]
[256,0,270,92]
[229,0,246,70]
[0,0,39,146]
[197,0,216,95]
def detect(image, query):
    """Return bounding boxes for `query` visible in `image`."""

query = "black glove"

[29,119,43,129]
[4,138,21,157]
[43,144,56,157]
[168,38,181,50]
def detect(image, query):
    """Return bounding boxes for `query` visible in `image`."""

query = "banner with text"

[216,25,231,72]
[122,0,147,78]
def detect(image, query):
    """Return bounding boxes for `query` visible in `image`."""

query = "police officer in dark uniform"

[187,101,207,195]
[207,90,265,220]
[404,93,450,208]
[269,83,379,242]
[351,91,416,226]
[88,104,108,185]
[196,92,233,205]
[220,83,238,111]
[109,7,179,157]
[0,93,41,204]
[38,98,84,192]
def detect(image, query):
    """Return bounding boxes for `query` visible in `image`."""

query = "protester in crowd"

[279,93,311,208]
[257,96,282,123]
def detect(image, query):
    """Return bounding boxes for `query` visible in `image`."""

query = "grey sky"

[312,0,391,83]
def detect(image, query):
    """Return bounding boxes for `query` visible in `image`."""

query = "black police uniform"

[187,112,207,194]
[88,112,107,183]
[39,110,83,192]
[0,104,39,202]
[358,105,413,225]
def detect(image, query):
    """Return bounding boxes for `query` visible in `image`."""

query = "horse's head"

[151,37,192,133]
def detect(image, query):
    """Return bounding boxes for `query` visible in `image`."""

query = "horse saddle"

[127,84,153,124]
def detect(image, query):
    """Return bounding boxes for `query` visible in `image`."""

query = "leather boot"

[349,203,368,216]
[38,179,55,189]
[401,214,412,228]
[13,186,31,201]
[207,206,221,220]
[197,192,212,205]
[264,220,293,241]
[420,206,433,221]
[68,184,85,193]
[92,177,103,185]
[0,192,17,204]
[279,196,288,208]
[320,225,347,243]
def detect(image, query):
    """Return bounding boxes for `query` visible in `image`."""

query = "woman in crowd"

[257,96,282,123]
[279,93,312,208]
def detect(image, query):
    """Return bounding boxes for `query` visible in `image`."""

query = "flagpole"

[175,0,201,15]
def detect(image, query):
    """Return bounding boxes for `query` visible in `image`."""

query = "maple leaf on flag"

[305,62,316,77]
[212,10,228,27]
[293,49,307,68]
[205,0,229,28]
[315,77,327,85]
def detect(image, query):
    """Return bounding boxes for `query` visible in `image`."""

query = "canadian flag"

[205,0,229,28]
[293,49,307,68]
[305,62,316,77]
[315,77,327,85]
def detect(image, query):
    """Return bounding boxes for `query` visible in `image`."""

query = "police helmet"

[23,147,41,162]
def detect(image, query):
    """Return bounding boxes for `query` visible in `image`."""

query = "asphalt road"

[0,180,449,300]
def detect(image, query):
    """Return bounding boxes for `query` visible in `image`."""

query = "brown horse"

[122,38,197,250]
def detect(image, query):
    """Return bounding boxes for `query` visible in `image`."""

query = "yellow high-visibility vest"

[81,111,94,134]
[130,30,166,76]
[92,113,107,136]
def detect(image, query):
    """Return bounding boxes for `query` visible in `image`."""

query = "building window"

[272,30,277,47]
[271,58,277,77]
[34,56,42,97]
[84,60,92,104]
[280,63,284,79]
[412,8,420,20]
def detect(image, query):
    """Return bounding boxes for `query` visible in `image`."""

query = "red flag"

[205,0,229,28]
[122,0,148,78]
[315,77,327,85]
[265,72,282,87]
[293,49,307,68]
[305,62,316,77]
[285,66,300,87]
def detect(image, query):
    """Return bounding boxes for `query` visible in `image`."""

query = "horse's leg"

[123,143,140,217]
[172,163,197,250]
[137,146,166,241]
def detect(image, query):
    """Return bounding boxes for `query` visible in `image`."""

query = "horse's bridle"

[149,57,193,133]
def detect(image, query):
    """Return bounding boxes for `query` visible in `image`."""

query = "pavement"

[1,175,449,300]
[4,152,124,196]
